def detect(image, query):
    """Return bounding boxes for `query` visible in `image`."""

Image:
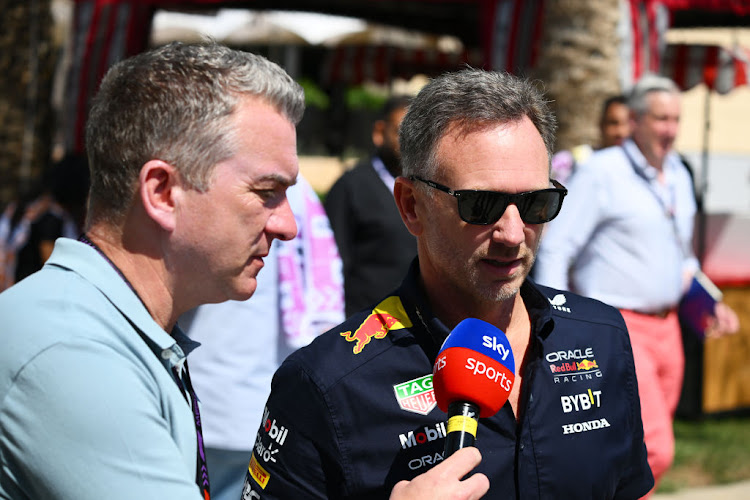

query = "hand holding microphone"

[389,447,489,500]
[432,318,515,457]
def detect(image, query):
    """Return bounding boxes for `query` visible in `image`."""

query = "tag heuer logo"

[393,374,437,415]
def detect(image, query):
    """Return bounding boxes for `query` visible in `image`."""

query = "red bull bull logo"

[340,296,412,354]
[577,359,598,371]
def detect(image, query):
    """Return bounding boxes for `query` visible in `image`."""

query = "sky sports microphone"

[432,318,515,457]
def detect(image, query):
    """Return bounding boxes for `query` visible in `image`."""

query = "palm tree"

[0,0,56,206]
[532,0,623,152]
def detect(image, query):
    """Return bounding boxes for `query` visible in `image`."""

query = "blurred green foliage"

[345,85,388,110]
[299,78,330,110]
[657,417,750,493]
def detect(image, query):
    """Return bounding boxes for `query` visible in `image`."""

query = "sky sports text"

[435,355,512,392]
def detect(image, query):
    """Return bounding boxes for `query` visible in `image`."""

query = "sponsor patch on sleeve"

[340,296,413,354]
[248,453,270,489]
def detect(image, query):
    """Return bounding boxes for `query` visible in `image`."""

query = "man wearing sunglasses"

[245,69,653,499]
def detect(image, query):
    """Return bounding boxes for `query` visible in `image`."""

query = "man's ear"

[139,159,180,232]
[394,176,423,237]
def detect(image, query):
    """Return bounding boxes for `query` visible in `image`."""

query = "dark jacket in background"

[324,157,417,316]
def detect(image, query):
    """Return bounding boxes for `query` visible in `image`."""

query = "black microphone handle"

[443,401,480,458]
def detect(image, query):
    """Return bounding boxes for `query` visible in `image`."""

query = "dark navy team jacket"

[243,263,654,499]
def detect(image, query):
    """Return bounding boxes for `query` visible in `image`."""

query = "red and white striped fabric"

[488,0,545,75]
[64,0,153,154]
[661,43,750,94]
[320,0,547,86]
[619,0,671,91]
[661,0,750,16]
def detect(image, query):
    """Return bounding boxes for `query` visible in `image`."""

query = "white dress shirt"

[534,139,699,313]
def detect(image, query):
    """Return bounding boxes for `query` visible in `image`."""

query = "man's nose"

[490,204,525,247]
[268,196,297,242]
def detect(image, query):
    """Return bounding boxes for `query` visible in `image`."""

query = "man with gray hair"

[535,73,738,494]
[249,68,653,499]
[0,42,477,500]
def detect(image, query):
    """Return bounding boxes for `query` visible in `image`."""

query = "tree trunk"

[0,0,57,206]
[531,0,623,152]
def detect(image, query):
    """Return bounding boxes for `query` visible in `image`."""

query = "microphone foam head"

[433,318,515,418]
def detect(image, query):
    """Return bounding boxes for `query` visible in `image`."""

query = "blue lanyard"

[620,146,677,220]
[620,147,687,258]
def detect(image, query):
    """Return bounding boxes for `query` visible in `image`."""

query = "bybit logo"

[561,389,602,413]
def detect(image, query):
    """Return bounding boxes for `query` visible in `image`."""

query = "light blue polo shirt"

[0,238,204,499]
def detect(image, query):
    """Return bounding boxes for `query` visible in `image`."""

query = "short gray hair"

[399,68,556,179]
[627,73,680,116]
[85,41,305,224]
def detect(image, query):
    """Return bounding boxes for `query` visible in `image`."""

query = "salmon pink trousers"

[619,309,684,496]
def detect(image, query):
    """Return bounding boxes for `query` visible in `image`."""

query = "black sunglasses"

[411,176,567,225]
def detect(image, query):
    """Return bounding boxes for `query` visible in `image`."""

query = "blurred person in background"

[325,95,417,316]
[0,153,89,290]
[551,94,630,183]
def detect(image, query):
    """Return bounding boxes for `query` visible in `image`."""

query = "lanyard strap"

[172,360,211,499]
[78,234,211,498]
[620,147,687,258]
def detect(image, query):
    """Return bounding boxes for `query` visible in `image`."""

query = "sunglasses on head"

[411,176,567,225]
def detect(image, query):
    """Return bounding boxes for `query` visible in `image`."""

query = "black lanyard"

[78,234,211,498]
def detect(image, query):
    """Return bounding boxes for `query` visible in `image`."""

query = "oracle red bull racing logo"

[547,347,603,384]
[340,296,412,354]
